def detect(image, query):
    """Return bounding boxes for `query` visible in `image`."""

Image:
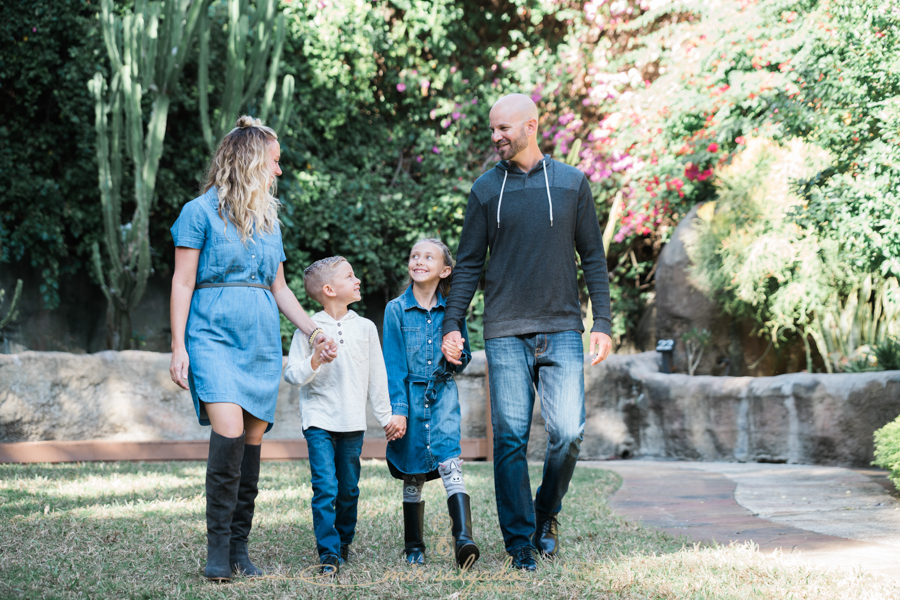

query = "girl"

[382,239,479,569]
[169,116,336,581]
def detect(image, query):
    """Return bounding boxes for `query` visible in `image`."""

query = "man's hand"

[384,415,407,442]
[589,332,612,366]
[442,331,464,365]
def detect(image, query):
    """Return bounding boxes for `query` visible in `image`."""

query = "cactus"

[0,279,23,331]
[89,0,210,350]
[198,0,295,152]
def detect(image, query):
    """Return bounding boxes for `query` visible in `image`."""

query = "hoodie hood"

[495,154,554,228]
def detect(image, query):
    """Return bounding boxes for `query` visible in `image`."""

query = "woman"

[169,116,336,581]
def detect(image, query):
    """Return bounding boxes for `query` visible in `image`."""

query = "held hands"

[441,331,464,365]
[589,332,612,366]
[312,333,338,368]
[169,346,190,391]
[384,415,407,442]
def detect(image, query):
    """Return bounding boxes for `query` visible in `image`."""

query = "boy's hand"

[310,336,331,370]
[384,415,407,442]
[441,337,464,362]
[314,333,339,365]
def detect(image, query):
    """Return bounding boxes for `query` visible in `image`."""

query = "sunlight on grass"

[0,461,896,599]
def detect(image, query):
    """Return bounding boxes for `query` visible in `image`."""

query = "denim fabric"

[484,330,585,552]
[171,188,286,431]
[304,427,365,559]
[384,285,471,475]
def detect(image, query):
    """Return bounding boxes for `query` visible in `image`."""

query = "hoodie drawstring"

[496,161,554,228]
[496,170,508,228]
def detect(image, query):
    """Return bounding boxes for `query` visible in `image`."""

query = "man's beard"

[496,129,528,161]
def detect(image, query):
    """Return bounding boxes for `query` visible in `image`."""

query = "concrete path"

[586,460,900,581]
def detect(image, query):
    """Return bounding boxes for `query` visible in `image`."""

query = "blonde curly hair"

[203,116,280,242]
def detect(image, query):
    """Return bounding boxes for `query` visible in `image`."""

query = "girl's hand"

[169,346,190,391]
[441,332,464,365]
[441,338,464,362]
[384,415,407,441]
[315,334,339,363]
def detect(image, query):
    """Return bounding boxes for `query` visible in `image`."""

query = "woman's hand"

[170,346,191,390]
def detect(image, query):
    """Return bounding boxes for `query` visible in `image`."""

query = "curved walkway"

[585,460,900,581]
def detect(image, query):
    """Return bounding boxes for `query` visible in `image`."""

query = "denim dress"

[170,188,285,432]
[384,285,471,478]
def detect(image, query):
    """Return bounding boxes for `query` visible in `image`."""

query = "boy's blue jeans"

[484,330,586,553]
[304,427,365,559]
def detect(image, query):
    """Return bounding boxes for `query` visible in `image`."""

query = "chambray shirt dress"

[171,187,285,432]
[383,286,472,479]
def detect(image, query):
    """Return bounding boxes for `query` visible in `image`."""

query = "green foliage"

[874,337,900,372]
[873,416,900,491]
[681,327,710,376]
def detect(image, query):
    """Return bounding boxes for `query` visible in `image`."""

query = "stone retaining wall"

[2,350,897,467]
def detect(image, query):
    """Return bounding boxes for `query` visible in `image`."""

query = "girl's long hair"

[399,238,454,299]
[203,115,280,241]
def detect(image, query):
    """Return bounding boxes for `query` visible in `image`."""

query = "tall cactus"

[89,0,210,350]
[198,0,295,151]
[0,279,23,331]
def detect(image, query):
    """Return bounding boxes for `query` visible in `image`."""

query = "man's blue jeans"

[304,427,365,560]
[484,330,585,553]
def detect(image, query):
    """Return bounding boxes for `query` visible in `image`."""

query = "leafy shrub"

[873,416,900,491]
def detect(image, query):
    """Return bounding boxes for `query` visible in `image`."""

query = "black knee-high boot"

[403,502,426,565]
[230,442,264,576]
[447,493,479,569]
[205,430,244,581]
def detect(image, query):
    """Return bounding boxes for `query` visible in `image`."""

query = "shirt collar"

[399,285,446,311]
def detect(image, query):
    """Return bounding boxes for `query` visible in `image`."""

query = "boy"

[285,256,406,575]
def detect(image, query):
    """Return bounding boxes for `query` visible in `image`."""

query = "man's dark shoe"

[532,511,560,558]
[340,544,350,563]
[320,553,340,576]
[508,546,537,571]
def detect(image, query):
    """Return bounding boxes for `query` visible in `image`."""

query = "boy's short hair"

[303,256,347,304]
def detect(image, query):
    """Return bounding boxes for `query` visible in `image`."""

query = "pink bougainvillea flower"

[697,168,713,181]
[707,142,719,153]
[441,119,451,129]
[735,136,746,144]
[396,83,406,92]
[471,98,478,104]
[420,79,430,89]
[685,162,699,181]
[432,146,441,154]
[416,156,423,163]
[429,109,437,119]
[452,112,461,120]
[450,66,457,73]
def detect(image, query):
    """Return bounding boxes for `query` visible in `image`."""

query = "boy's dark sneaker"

[532,511,560,558]
[320,554,340,576]
[508,546,537,571]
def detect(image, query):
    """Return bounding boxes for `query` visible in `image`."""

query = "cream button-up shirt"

[284,310,392,433]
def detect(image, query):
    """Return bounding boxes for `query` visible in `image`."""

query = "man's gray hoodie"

[443,154,612,340]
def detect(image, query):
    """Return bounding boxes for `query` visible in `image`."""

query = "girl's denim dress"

[383,285,471,479]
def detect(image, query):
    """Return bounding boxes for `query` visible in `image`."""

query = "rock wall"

[2,350,896,467]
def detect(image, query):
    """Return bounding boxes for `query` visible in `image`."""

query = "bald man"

[442,94,612,570]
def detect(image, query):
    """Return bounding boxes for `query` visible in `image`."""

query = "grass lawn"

[0,461,895,599]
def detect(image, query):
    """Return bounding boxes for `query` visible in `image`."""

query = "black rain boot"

[447,493,479,569]
[230,442,264,577]
[204,430,244,581]
[402,502,426,565]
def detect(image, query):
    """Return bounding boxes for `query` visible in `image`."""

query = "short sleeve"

[275,223,286,263]
[170,200,207,249]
